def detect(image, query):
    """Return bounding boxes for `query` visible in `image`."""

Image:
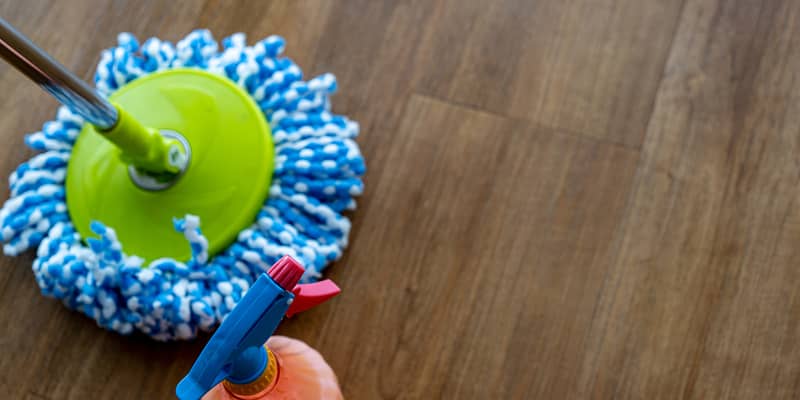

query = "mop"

[0,21,364,340]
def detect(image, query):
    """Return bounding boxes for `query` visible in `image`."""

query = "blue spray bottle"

[177,256,343,399]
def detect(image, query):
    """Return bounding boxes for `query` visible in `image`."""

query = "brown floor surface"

[1,1,799,399]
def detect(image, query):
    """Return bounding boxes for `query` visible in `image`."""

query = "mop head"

[0,31,365,340]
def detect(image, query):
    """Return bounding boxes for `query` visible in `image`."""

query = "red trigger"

[285,279,341,317]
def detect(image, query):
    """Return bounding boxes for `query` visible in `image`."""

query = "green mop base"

[66,69,274,262]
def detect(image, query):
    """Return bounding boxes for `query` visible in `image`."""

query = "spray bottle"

[176,256,343,400]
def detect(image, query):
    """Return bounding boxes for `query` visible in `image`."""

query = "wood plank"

[307,0,443,225]
[581,1,800,398]
[412,0,687,148]
[291,95,638,398]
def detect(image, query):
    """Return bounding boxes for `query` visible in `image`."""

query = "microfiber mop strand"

[0,31,365,341]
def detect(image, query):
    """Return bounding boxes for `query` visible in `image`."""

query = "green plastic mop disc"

[66,69,274,262]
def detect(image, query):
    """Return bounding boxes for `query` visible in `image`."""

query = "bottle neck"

[223,346,280,399]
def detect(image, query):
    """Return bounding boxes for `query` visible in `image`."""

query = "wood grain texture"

[0,0,799,399]
[581,1,800,398]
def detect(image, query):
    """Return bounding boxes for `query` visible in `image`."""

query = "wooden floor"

[1,0,800,399]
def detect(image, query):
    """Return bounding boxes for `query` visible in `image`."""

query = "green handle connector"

[100,103,187,174]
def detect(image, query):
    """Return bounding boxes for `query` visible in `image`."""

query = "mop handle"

[0,18,118,130]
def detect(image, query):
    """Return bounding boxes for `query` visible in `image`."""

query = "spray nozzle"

[176,256,340,400]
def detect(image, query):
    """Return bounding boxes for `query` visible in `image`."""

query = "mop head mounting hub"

[0,30,365,340]
[127,129,192,190]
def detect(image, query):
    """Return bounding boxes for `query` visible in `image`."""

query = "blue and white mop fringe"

[0,31,365,340]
